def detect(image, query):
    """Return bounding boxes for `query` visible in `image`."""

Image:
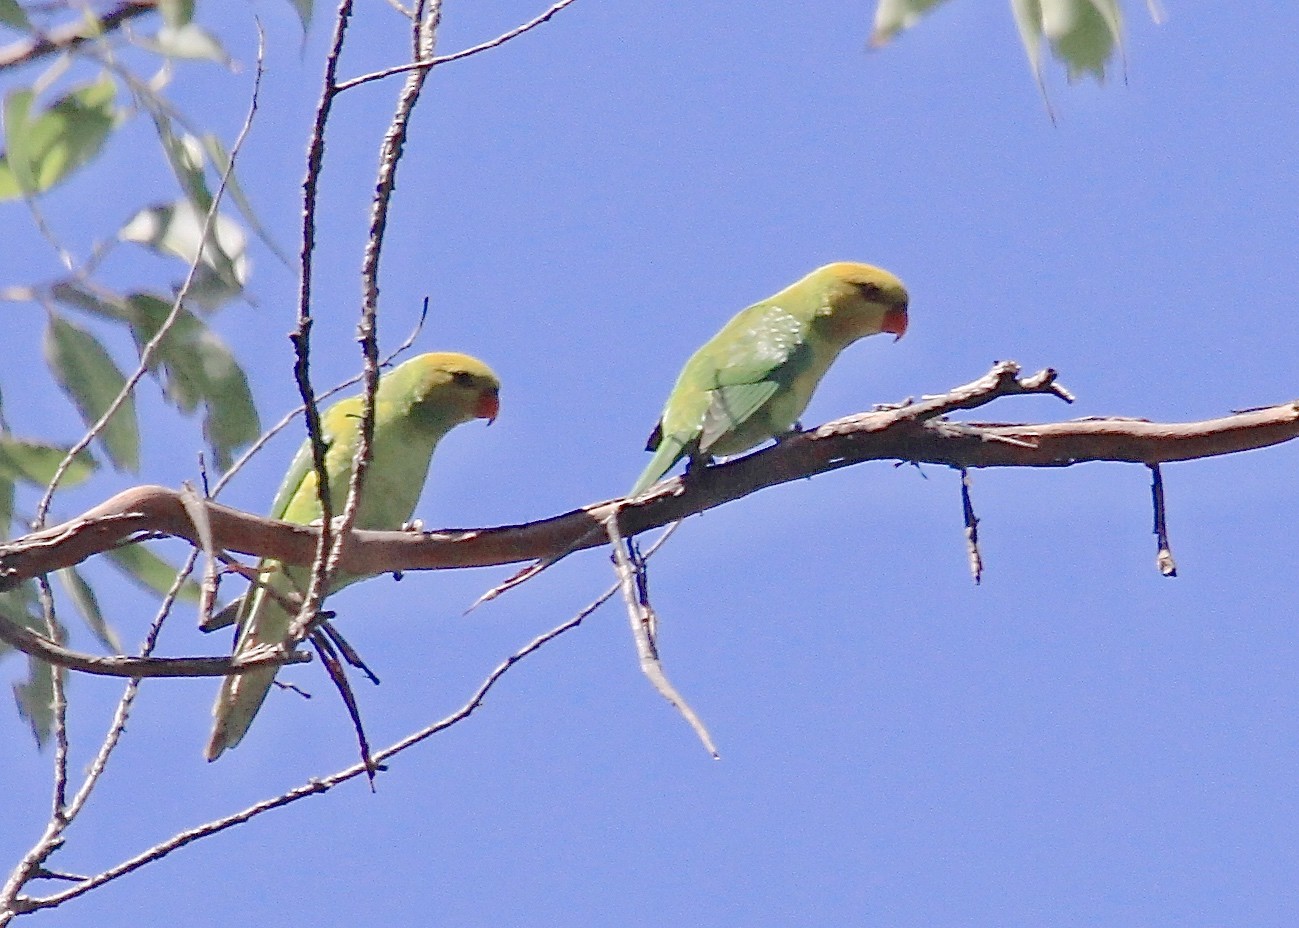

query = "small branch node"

[1021,367,1076,403]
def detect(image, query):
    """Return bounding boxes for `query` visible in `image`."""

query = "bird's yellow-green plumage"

[630,262,908,497]
[205,352,500,761]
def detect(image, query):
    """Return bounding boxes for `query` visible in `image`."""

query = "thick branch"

[1,364,1295,592]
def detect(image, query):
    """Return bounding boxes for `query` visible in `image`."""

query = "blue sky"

[4,2,1299,925]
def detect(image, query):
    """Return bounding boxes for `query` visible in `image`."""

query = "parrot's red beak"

[476,389,500,424]
[882,306,908,341]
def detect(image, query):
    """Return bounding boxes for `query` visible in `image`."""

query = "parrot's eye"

[450,371,475,386]
[854,282,883,300]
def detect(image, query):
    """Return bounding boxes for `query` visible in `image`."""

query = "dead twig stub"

[960,468,983,584]
[604,513,719,759]
[1149,464,1178,577]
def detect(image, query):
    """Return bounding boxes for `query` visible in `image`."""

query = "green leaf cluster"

[871,0,1145,102]
[0,0,309,742]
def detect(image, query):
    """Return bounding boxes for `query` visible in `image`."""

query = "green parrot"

[630,262,908,497]
[205,352,501,761]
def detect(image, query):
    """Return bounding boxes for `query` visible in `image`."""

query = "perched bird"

[630,262,908,497]
[205,352,500,761]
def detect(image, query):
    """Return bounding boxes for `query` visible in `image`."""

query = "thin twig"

[11,525,678,916]
[286,0,356,655]
[0,613,310,677]
[180,481,219,620]
[464,524,603,612]
[310,631,377,788]
[289,1,439,647]
[29,869,87,884]
[66,550,198,820]
[1,549,200,918]
[333,0,581,92]
[36,577,69,816]
[15,588,604,914]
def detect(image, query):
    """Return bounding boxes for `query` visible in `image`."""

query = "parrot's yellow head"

[812,261,910,343]
[384,352,501,425]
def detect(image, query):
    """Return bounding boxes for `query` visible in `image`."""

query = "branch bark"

[1,363,1295,596]
[0,2,159,72]
[0,611,310,678]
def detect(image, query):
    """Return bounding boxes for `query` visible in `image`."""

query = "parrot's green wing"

[698,381,783,451]
[267,437,315,523]
[631,304,808,496]
[271,396,364,522]
[199,401,357,636]
[633,261,909,497]
[694,303,808,452]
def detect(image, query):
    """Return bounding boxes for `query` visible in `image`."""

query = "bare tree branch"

[333,0,582,92]
[3,364,1294,607]
[8,580,610,916]
[0,612,311,678]
[0,1,159,72]
[5,512,680,920]
[289,0,442,648]
[287,0,357,660]
[606,514,719,758]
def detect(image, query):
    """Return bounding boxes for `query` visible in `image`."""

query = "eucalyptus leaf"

[148,111,213,216]
[0,584,38,660]
[50,280,131,322]
[0,475,12,541]
[119,200,249,307]
[158,0,196,28]
[57,566,123,654]
[0,76,117,200]
[5,600,61,747]
[1040,0,1122,82]
[0,434,98,487]
[198,349,259,470]
[105,544,202,603]
[149,24,231,64]
[43,315,140,472]
[0,0,31,30]
[870,0,951,46]
[202,133,290,265]
[13,653,57,748]
[1,88,38,194]
[126,293,259,467]
[287,0,313,33]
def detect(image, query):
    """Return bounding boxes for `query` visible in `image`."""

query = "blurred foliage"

[0,0,307,743]
[872,0,1166,110]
